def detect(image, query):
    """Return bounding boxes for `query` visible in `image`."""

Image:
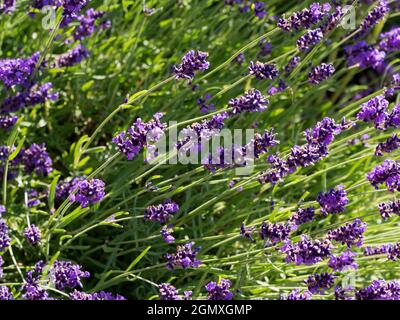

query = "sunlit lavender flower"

[228,89,269,115]
[70,178,105,208]
[345,41,385,70]
[55,177,84,203]
[60,0,89,27]
[70,290,126,300]
[260,221,294,245]
[356,280,400,300]
[305,273,335,294]
[384,104,400,129]
[173,50,209,81]
[259,154,290,185]
[305,117,352,146]
[328,251,358,271]
[375,134,400,156]
[21,143,53,176]
[205,278,233,300]
[268,79,287,96]
[0,52,40,88]
[290,206,315,226]
[22,261,48,300]
[240,223,256,241]
[55,44,89,68]
[0,0,16,14]
[357,95,389,129]
[317,185,348,215]
[284,56,301,73]
[158,283,192,300]
[379,28,400,53]
[359,1,389,36]
[24,224,41,245]
[308,63,335,84]
[113,113,166,160]
[0,215,10,251]
[367,159,400,192]
[280,289,312,300]
[144,200,179,224]
[247,129,279,159]
[286,143,328,169]
[326,219,367,248]
[160,225,175,243]
[321,6,344,34]
[165,242,201,269]
[0,114,17,130]
[378,200,400,220]
[50,260,90,290]
[74,8,107,40]
[248,61,279,80]
[281,235,333,265]
[0,286,13,300]
[296,29,323,52]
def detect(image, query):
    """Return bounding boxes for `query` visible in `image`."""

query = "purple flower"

[280,289,312,300]
[257,38,271,57]
[0,216,10,251]
[281,235,333,265]
[160,225,175,243]
[305,117,351,146]
[70,178,105,208]
[328,251,358,271]
[197,94,215,113]
[228,89,269,115]
[384,104,400,129]
[248,61,279,80]
[375,134,400,156]
[144,200,179,224]
[379,27,400,53]
[234,52,245,65]
[367,159,400,192]
[284,56,301,73]
[240,223,256,241]
[296,29,323,52]
[260,221,294,245]
[165,242,201,269]
[158,283,192,300]
[345,41,385,70]
[247,129,279,159]
[205,278,233,300]
[321,6,344,34]
[287,143,328,169]
[173,50,209,81]
[24,224,41,245]
[50,260,90,290]
[27,189,41,208]
[364,243,400,261]
[0,0,16,14]
[359,1,389,36]
[259,154,290,185]
[356,280,400,300]
[378,200,400,220]
[0,255,3,278]
[356,95,389,128]
[253,2,267,19]
[308,63,335,84]
[22,261,48,300]
[55,177,84,203]
[305,273,335,294]
[70,290,126,300]
[73,8,106,40]
[326,219,367,248]
[0,286,13,300]
[290,206,315,226]
[317,185,348,215]
[60,0,89,27]
[21,143,53,176]
[55,44,89,67]
[0,115,17,130]
[0,52,40,88]
[335,286,354,300]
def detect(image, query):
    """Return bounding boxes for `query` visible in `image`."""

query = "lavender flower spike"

[308,63,335,84]
[174,50,209,81]
[205,278,233,300]
[144,200,179,224]
[165,242,201,269]
[317,185,349,215]
[70,178,106,208]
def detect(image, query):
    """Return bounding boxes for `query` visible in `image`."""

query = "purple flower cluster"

[248,61,279,80]
[0,114,17,130]
[304,273,335,294]
[240,223,256,241]
[0,52,40,88]
[259,221,294,245]
[165,242,201,269]
[290,206,315,226]
[345,41,385,70]
[55,177,84,203]
[359,1,389,36]
[364,243,400,261]
[356,280,400,300]
[70,290,126,300]
[321,6,344,34]
[21,143,53,176]
[160,225,175,243]
[281,235,333,265]
[328,251,358,271]
[317,185,349,215]
[356,95,389,129]
[158,283,192,300]
[280,289,312,300]
[248,129,279,159]
[296,29,323,52]
[326,219,367,248]
[305,117,350,146]
[379,27,400,53]
[173,50,209,81]
[284,56,301,73]
[228,89,269,115]
[0,286,13,300]
[308,63,335,84]
[0,210,10,251]
[50,260,90,290]
[69,178,105,208]
[113,112,166,160]
[378,200,400,220]
[257,38,271,57]
[367,160,400,192]
[144,200,179,224]
[334,286,354,300]
[375,134,400,156]
[22,261,48,300]
[55,44,89,68]
[197,94,215,113]
[205,278,233,300]
[24,224,41,245]
[74,8,109,41]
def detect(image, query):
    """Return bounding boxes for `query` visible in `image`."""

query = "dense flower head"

[287,143,328,169]
[379,27,400,53]
[240,223,256,241]
[158,283,192,300]
[160,225,175,243]
[165,242,201,269]
[173,50,209,81]
[113,112,166,160]
[55,44,89,68]
[0,114,17,130]
[0,52,40,88]
[0,215,10,251]
[21,143,53,176]
[248,61,279,80]
[70,290,126,300]
[356,95,389,128]
[308,63,335,84]
[259,154,290,185]
[247,129,279,159]
[345,41,386,70]
[0,0,16,14]
[321,6,344,34]
[281,235,333,265]
[326,219,367,248]
[205,278,233,300]
[259,221,294,244]
[24,224,41,245]
[60,0,89,27]
[305,117,352,146]
[0,286,13,300]
[296,29,323,52]
[69,178,105,208]
[228,89,269,115]
[144,200,179,224]
[364,243,400,261]
[375,134,400,156]
[356,280,400,300]
[197,94,215,113]
[305,273,335,294]
[74,8,107,40]
[383,104,400,129]
[55,176,85,203]
[50,260,90,290]
[253,1,267,19]
[22,261,48,300]
[290,206,315,226]
[328,251,358,271]
[317,185,348,215]
[367,159,400,192]
[284,56,301,73]
[280,289,312,300]
[359,1,389,35]
[378,200,400,220]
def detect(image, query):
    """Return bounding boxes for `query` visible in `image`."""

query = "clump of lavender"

[304,273,335,294]
[290,206,315,226]
[158,283,192,300]
[280,289,312,300]
[0,0,16,14]
[328,251,358,271]
[357,95,389,129]
[308,63,335,84]
[281,235,333,265]
[0,210,10,251]
[55,177,85,203]
[55,44,89,68]
[24,224,41,245]
[144,200,179,224]
[384,104,400,129]
[165,242,201,269]
[205,278,233,300]
[367,159,400,192]
[160,225,175,243]
[173,50,209,81]
[375,134,400,156]
[240,223,256,242]
[326,219,367,248]
[0,286,13,300]
[317,185,349,215]
[70,178,105,208]
[305,117,351,146]
[70,290,126,300]
[379,27,400,53]
[247,129,279,159]
[345,41,385,70]
[296,29,323,52]
[50,260,90,290]
[228,89,269,115]
[378,200,400,220]
[248,61,279,80]
[22,261,48,300]
[0,52,40,88]
[73,8,109,41]
[358,1,389,36]
[0,115,17,130]
[260,221,294,245]
[21,143,53,176]
[112,112,166,160]
[284,56,301,73]
[356,280,400,300]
